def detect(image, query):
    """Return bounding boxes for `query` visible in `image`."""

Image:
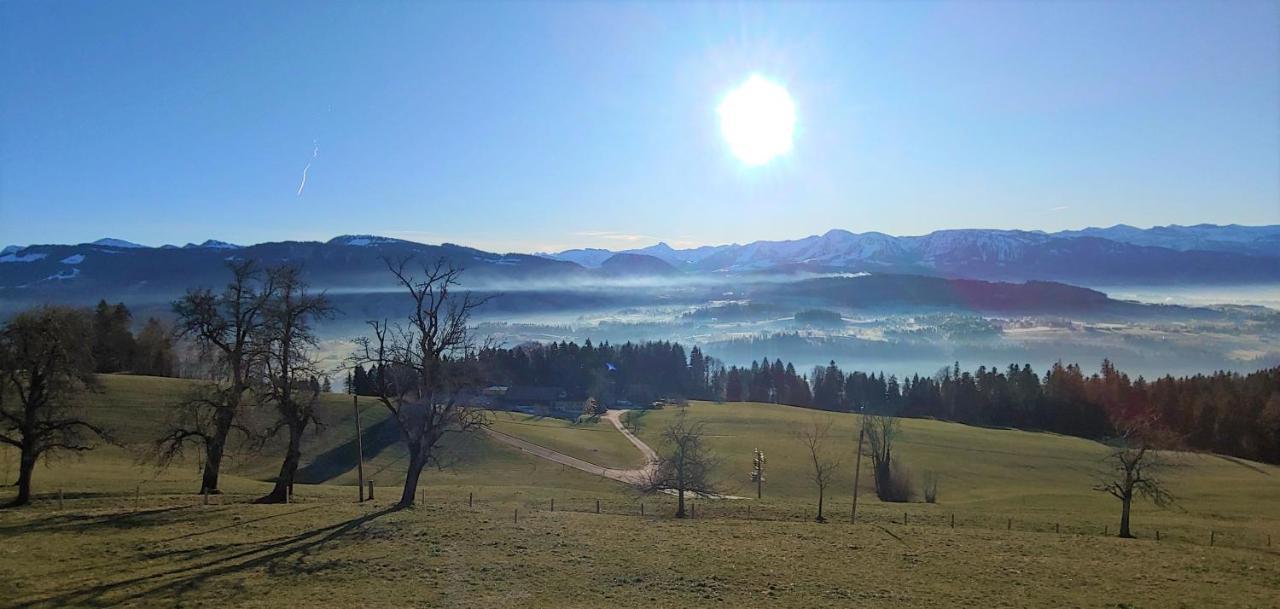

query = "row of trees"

[91,299,178,377]
[722,358,1280,464]
[155,261,334,502]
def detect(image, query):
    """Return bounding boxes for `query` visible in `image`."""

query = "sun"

[717,74,796,166]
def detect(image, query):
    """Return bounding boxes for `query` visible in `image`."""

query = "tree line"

[88,299,178,377]
[723,357,1280,465]
[356,336,1278,465]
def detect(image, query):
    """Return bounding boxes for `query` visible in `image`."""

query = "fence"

[22,484,1277,552]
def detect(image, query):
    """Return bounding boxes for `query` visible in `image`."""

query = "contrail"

[296,140,318,196]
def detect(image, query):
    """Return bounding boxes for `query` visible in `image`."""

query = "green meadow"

[1,375,1277,608]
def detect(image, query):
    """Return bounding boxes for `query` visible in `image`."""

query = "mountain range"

[1,225,1277,311]
[545,224,1280,283]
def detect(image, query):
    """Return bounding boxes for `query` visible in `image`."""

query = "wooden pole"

[640,502,645,516]
[596,499,600,514]
[367,480,374,501]
[469,492,473,507]
[1055,522,1059,534]
[1007,518,1012,531]
[1210,531,1215,546]
[850,420,866,524]
[551,498,555,512]
[514,508,518,524]
[1156,530,1160,541]
[903,512,907,525]
[353,395,366,502]
[950,513,955,529]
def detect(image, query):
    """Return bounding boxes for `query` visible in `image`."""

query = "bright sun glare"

[717,74,796,166]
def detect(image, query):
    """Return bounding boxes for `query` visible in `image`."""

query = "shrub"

[923,471,939,504]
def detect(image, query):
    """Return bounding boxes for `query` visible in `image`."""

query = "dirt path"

[483,409,657,485]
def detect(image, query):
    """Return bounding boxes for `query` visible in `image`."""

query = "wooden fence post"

[551,498,555,512]
[135,486,140,512]
[1210,531,1215,546]
[1055,522,1059,534]
[950,513,955,529]
[367,481,374,501]
[514,508,518,524]
[640,502,645,516]
[469,492,473,507]
[1104,525,1108,536]
[1156,530,1160,541]
[596,499,600,514]
[903,512,907,525]
[1007,518,1011,531]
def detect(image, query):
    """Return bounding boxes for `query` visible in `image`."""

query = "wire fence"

[20,484,1272,554]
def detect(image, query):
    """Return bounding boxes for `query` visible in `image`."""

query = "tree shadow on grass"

[11,505,403,608]
[0,505,195,535]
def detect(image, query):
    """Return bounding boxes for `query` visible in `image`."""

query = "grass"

[2,376,1279,607]
[488,411,644,469]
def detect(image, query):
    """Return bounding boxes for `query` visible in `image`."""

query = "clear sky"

[2,0,1278,253]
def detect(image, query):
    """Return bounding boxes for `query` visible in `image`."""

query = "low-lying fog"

[309,277,1280,382]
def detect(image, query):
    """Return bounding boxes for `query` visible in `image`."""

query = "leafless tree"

[1093,417,1175,538]
[165,260,273,493]
[255,266,333,503]
[864,412,911,502]
[637,411,724,518]
[798,417,841,522]
[351,258,489,508]
[0,306,106,507]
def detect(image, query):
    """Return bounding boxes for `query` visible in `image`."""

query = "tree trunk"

[200,406,236,494]
[1118,493,1133,538]
[11,449,36,507]
[399,449,425,508]
[258,424,303,504]
[816,487,825,523]
[676,486,687,518]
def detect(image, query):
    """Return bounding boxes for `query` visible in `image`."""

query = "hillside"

[6,375,1278,541]
[3,376,1279,608]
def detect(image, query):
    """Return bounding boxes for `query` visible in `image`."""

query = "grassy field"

[487,411,645,469]
[2,375,1278,608]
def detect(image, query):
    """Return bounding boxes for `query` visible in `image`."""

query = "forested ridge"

[356,339,1280,464]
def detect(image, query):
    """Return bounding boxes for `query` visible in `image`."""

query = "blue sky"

[2,0,1277,253]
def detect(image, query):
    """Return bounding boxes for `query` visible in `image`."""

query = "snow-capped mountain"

[91,238,147,249]
[545,225,1280,283]
[1052,224,1280,257]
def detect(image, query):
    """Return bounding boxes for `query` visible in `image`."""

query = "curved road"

[484,409,656,485]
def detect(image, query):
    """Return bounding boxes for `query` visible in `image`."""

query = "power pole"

[851,412,866,524]
[354,394,366,502]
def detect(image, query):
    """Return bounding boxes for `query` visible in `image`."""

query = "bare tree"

[0,306,105,507]
[637,411,724,518]
[256,266,334,503]
[798,417,841,522]
[1093,417,1174,538]
[166,260,273,494]
[863,412,911,502]
[352,258,489,509]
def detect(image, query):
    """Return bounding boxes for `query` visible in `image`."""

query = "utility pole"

[354,394,366,502]
[851,411,866,524]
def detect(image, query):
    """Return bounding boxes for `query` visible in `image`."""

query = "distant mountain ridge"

[544,224,1280,283]
[2,225,1278,311]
